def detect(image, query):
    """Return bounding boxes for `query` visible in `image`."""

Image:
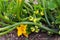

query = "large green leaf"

[47,1,57,10]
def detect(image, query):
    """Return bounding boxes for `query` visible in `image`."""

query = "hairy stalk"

[0,22,58,35]
[0,26,16,36]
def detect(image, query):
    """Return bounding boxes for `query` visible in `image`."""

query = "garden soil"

[0,30,59,40]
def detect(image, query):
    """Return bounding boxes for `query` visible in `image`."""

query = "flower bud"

[29,16,33,21]
[40,11,44,16]
[35,26,38,29]
[30,27,35,32]
[34,10,39,14]
[35,29,39,33]
[4,16,9,20]
[59,31,60,35]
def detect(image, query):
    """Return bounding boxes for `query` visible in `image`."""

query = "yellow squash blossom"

[17,24,28,37]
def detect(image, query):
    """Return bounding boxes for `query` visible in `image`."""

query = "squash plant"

[0,0,60,37]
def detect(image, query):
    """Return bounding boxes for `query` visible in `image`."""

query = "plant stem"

[0,26,16,36]
[42,0,51,26]
[0,22,58,35]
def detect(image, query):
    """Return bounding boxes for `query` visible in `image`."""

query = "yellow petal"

[17,30,22,37]
[17,27,22,37]
[23,30,26,33]
[23,33,28,38]
[21,24,27,33]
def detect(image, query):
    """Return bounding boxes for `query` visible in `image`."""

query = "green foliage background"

[0,0,60,36]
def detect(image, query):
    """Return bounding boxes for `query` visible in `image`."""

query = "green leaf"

[55,15,60,24]
[56,0,60,7]
[47,1,57,10]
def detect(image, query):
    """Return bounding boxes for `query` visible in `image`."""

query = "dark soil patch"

[0,30,59,40]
